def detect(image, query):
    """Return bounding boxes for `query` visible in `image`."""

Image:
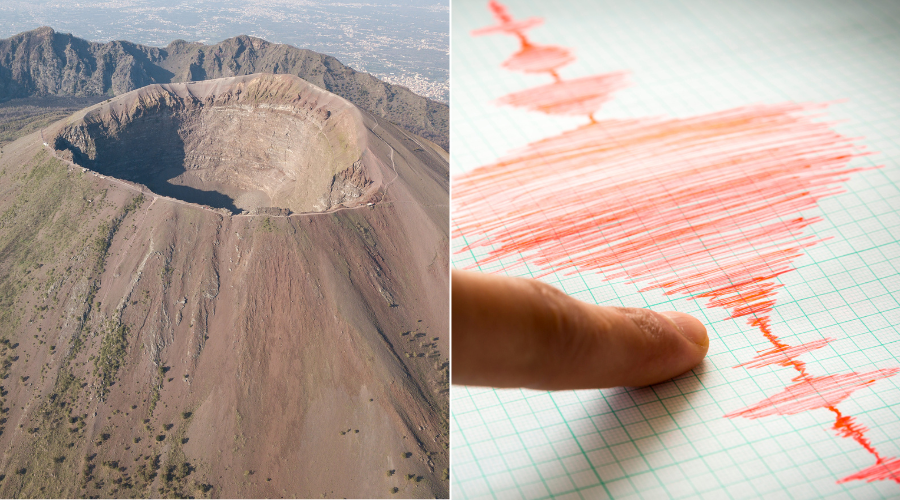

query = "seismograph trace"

[455,0,899,485]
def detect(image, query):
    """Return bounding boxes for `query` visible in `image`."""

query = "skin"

[452,270,709,390]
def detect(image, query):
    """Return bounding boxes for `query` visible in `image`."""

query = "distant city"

[0,0,449,103]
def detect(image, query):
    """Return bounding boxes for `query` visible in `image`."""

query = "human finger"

[452,270,709,390]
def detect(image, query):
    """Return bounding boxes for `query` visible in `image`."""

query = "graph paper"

[450,0,900,498]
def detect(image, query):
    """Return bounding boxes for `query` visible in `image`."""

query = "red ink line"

[840,456,900,484]
[471,0,543,38]
[735,338,832,371]
[460,1,898,485]
[501,43,575,74]
[473,0,573,74]
[494,73,631,116]
[724,369,899,419]
[830,406,880,458]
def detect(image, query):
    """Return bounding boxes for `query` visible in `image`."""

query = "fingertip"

[661,311,709,348]
[607,307,709,387]
[531,304,711,389]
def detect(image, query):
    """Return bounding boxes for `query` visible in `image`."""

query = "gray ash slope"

[0,27,448,150]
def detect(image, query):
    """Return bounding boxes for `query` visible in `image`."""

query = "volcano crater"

[53,74,373,214]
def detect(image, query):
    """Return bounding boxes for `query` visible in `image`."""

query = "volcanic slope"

[0,74,449,498]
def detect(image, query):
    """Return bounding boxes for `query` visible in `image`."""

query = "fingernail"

[661,311,709,347]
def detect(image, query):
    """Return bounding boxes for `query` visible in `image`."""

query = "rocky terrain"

[0,27,449,151]
[0,74,449,498]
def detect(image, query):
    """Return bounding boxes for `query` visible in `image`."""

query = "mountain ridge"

[0,27,449,150]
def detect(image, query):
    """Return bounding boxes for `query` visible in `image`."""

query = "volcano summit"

[0,73,448,497]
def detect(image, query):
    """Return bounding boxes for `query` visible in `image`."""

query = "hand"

[452,270,709,390]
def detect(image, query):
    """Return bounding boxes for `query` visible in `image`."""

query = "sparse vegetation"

[93,319,129,398]
[148,387,160,414]
[123,193,144,214]
[136,454,161,484]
